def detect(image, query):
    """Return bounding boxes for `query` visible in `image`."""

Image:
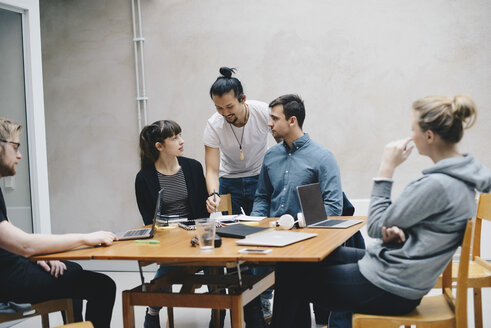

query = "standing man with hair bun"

[204,67,272,216]
[203,67,272,327]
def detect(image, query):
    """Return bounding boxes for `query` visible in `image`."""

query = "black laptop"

[115,189,162,240]
[297,183,362,228]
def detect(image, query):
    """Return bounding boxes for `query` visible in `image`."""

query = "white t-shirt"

[203,100,270,178]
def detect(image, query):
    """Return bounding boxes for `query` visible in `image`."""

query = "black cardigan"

[135,157,209,225]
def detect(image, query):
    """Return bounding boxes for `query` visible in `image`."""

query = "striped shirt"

[157,168,191,217]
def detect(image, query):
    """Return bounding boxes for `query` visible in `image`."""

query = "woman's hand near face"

[377,137,414,178]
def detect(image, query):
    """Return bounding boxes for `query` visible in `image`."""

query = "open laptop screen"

[296,183,328,225]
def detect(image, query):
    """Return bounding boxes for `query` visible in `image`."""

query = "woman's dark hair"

[209,67,244,101]
[139,120,182,168]
[269,94,306,128]
[413,94,477,144]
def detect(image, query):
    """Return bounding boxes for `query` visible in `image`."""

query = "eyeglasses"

[0,139,21,152]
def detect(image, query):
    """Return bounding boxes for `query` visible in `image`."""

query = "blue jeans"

[220,175,271,326]
[271,247,422,328]
[149,265,178,312]
[219,175,259,215]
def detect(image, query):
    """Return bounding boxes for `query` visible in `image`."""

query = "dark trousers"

[270,247,421,328]
[0,260,116,328]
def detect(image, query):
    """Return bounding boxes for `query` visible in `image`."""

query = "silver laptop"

[297,183,363,228]
[115,189,162,240]
[236,230,317,247]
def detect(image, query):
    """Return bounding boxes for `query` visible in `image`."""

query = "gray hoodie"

[359,154,491,300]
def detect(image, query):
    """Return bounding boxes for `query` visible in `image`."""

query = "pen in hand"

[213,189,217,213]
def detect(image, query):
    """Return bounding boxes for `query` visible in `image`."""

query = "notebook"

[115,189,162,240]
[216,223,269,239]
[236,230,317,247]
[297,183,363,229]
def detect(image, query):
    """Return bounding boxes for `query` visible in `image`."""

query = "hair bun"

[219,67,236,78]
[452,94,477,128]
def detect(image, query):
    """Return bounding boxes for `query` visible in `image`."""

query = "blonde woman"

[271,95,491,328]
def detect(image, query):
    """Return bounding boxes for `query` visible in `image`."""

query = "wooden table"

[34,216,365,327]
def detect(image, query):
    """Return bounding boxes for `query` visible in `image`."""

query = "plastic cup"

[195,218,216,251]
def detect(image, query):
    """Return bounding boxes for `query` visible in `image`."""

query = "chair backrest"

[441,219,473,328]
[55,322,94,328]
[473,192,491,260]
[216,194,233,215]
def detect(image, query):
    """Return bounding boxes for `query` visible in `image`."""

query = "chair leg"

[64,299,75,324]
[474,288,483,328]
[166,307,174,328]
[122,291,135,328]
[211,309,221,328]
[41,313,50,328]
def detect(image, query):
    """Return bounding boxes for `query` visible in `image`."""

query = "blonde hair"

[0,117,22,141]
[412,94,477,143]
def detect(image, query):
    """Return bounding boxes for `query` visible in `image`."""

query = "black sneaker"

[144,309,161,328]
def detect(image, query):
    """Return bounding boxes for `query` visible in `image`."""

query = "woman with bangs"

[135,120,222,328]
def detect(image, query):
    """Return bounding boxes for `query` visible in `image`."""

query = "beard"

[0,162,16,177]
[224,114,238,124]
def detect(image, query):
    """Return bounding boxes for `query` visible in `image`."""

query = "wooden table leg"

[230,296,244,328]
[122,291,135,328]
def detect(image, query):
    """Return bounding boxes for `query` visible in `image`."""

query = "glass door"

[0,7,33,232]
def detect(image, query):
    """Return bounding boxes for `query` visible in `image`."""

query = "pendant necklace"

[229,104,249,161]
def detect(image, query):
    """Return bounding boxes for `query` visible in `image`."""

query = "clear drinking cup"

[195,218,216,251]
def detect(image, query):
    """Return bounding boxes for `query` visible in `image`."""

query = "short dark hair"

[139,120,182,168]
[209,67,244,101]
[269,94,305,128]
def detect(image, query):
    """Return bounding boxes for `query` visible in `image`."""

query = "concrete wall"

[39,0,491,234]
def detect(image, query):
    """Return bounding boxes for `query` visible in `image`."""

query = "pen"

[240,207,246,216]
[213,188,217,213]
[134,240,160,244]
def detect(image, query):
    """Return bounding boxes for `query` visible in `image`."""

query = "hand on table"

[84,231,117,246]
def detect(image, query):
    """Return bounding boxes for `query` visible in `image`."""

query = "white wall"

[39,0,491,256]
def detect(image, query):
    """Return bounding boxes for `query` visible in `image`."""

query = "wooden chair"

[0,299,74,328]
[217,193,233,215]
[55,322,93,328]
[468,192,491,328]
[123,266,274,328]
[434,193,491,328]
[352,219,473,328]
[163,194,233,327]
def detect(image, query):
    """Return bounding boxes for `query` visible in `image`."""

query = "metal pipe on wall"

[131,0,148,132]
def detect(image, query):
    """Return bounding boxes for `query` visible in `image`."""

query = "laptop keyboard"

[123,228,151,237]
[314,219,346,227]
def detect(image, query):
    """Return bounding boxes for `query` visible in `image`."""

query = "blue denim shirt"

[251,133,343,218]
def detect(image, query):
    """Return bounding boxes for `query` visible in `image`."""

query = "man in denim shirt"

[251,94,343,219]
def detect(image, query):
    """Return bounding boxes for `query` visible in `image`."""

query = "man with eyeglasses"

[0,117,117,328]
[0,138,20,177]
